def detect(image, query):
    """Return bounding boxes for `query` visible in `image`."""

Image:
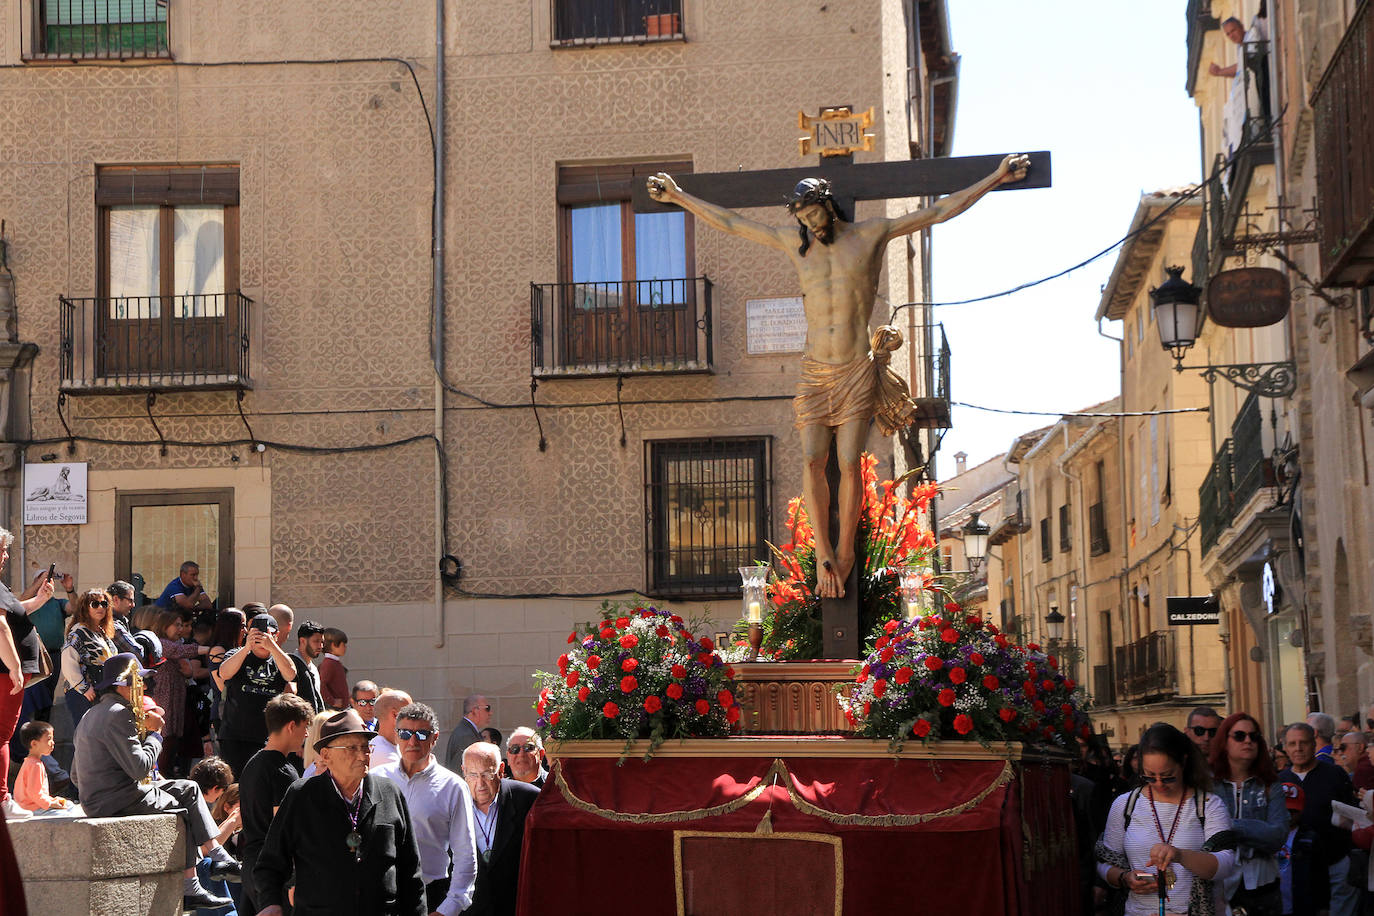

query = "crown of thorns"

[786,178,834,213]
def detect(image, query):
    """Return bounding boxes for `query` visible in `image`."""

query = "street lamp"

[1149,265,1297,398]
[1044,605,1066,643]
[962,511,990,576]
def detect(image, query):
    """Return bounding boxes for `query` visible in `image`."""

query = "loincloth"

[794,328,917,435]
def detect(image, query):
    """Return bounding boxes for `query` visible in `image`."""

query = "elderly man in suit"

[72,653,238,910]
[253,708,426,915]
[443,694,490,770]
[461,742,539,916]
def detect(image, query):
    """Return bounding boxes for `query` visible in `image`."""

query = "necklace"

[474,800,498,864]
[1146,786,1186,906]
[335,780,365,863]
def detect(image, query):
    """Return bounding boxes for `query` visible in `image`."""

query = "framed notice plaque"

[745,297,807,355]
[24,462,88,525]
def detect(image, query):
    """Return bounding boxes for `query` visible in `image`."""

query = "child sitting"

[15,721,72,812]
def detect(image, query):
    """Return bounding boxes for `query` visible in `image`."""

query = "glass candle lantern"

[739,566,768,623]
[896,560,928,621]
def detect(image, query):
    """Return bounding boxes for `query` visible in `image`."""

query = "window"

[95,165,242,380]
[552,0,683,44]
[32,0,170,59]
[543,160,703,371]
[1058,504,1071,552]
[646,438,770,596]
[116,489,234,606]
[1040,518,1051,563]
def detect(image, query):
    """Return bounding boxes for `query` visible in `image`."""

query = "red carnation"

[619,633,639,649]
[621,658,639,672]
[565,671,579,687]
[695,699,710,715]
[1025,661,1038,675]
[671,664,688,678]
[924,656,943,671]
[917,618,932,630]
[983,675,1000,690]
[567,631,577,644]
[884,619,900,634]
[1080,725,1091,738]
[953,714,974,735]
[966,616,983,629]
[945,602,962,613]
[999,707,1017,722]
[879,646,895,663]
[577,686,590,702]
[855,671,869,684]
[969,652,985,666]
[863,701,871,716]
[1065,678,1076,690]
[949,667,967,685]
[1028,643,1041,652]
[717,689,734,708]
[1023,680,1036,696]
[873,679,888,699]
[912,719,932,738]
[656,625,671,638]
[1041,679,1055,692]
[1061,703,1074,715]
[603,702,619,718]
[941,628,959,644]
[726,706,741,724]
[557,653,569,671]
[644,695,662,714]
[599,627,615,640]
[987,623,1000,635]
[586,654,601,669]
[938,688,956,707]
[697,653,714,666]
[1043,726,1055,739]
[1033,700,1046,713]
[700,636,715,652]
[726,666,736,679]
[1048,655,1059,670]
[995,635,1009,649]
[550,710,561,726]
[670,614,683,624]
[666,683,684,700]
[620,675,638,693]
[615,616,630,629]
[894,666,914,685]
[875,635,890,650]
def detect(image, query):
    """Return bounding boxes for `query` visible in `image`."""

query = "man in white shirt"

[375,702,478,916]
[368,689,412,768]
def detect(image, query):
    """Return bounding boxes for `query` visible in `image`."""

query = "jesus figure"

[648,153,1028,598]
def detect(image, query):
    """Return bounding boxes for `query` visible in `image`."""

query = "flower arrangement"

[759,453,939,660]
[534,604,741,759]
[837,601,1092,748]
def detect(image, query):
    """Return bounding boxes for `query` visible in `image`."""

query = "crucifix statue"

[646,153,1031,601]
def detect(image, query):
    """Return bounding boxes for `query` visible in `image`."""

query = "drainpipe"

[432,0,447,649]
[1098,317,1132,707]
[1057,423,1091,689]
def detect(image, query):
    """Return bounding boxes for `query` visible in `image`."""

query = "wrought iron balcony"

[530,277,712,378]
[1088,501,1110,556]
[551,0,682,45]
[1199,440,1234,556]
[60,293,252,393]
[989,487,1029,546]
[1185,0,1220,95]
[909,322,952,429]
[29,0,170,59]
[1230,392,1276,511]
[1313,1,1374,287]
[1113,630,1177,703]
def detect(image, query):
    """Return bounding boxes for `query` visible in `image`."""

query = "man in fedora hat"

[254,708,426,915]
[72,652,239,910]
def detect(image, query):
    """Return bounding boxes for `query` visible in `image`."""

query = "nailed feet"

[816,556,845,599]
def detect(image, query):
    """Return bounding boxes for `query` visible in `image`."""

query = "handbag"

[24,642,54,689]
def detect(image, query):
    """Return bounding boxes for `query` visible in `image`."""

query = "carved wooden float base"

[731,660,856,735]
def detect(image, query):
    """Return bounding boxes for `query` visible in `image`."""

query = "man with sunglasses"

[443,694,491,771]
[1186,706,1223,762]
[352,679,381,729]
[504,727,548,788]
[375,703,479,916]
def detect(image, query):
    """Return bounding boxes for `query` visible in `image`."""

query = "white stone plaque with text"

[24,462,88,525]
[746,297,807,354]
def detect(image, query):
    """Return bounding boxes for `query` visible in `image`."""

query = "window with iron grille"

[32,0,170,59]
[1039,518,1051,563]
[552,0,683,44]
[645,437,770,597]
[1058,504,1071,552]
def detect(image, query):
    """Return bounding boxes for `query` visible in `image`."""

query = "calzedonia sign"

[1167,596,1220,626]
[1207,267,1290,328]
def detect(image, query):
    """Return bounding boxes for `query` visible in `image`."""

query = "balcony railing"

[1113,630,1177,703]
[1230,392,1275,510]
[1088,502,1110,556]
[989,487,1029,546]
[1199,440,1234,556]
[1092,663,1115,707]
[551,0,682,45]
[60,293,252,393]
[1313,0,1374,287]
[1185,0,1220,95]
[1192,202,1211,285]
[30,0,170,59]
[531,276,711,377]
[909,322,952,429]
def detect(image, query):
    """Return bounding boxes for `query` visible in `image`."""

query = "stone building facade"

[0,1,960,733]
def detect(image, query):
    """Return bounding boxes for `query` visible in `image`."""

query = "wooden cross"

[634,150,1052,659]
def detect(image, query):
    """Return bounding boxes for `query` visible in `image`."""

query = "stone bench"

[9,812,184,916]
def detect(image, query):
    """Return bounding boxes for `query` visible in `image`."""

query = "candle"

[747,600,762,623]
[905,601,919,621]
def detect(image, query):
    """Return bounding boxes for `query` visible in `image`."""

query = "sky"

[928,1,1202,478]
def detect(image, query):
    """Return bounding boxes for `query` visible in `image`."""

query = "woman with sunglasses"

[60,589,120,726]
[1097,722,1237,915]
[1210,712,1287,916]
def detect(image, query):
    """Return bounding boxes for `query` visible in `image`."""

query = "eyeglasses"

[90,599,109,608]
[328,744,372,756]
[478,705,492,712]
[396,728,434,742]
[1190,725,1218,738]
[354,698,377,707]
[462,769,499,781]
[1229,730,1262,743]
[508,743,538,755]
[1141,774,1179,785]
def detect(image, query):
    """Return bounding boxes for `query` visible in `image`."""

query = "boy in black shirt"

[238,692,313,913]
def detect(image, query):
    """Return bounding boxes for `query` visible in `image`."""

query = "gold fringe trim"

[552,757,1014,827]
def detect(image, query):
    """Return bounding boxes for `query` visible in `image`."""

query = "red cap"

[1280,781,1305,812]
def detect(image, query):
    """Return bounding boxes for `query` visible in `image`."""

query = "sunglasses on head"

[508,743,538,755]
[1141,774,1179,785]
[396,728,434,742]
[1191,725,1218,738]
[1229,729,1261,743]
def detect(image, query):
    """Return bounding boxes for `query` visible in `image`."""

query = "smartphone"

[1130,870,1158,891]
[46,563,56,584]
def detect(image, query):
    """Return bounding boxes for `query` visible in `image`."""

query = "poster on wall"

[23,462,88,525]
